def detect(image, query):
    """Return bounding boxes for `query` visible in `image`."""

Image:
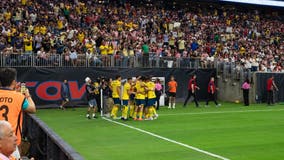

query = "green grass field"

[36,103,284,160]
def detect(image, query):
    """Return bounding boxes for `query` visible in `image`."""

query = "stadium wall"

[217,76,256,103]
[22,113,84,160]
[255,72,284,103]
[16,67,216,108]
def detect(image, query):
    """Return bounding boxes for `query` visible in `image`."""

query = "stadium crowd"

[0,0,284,72]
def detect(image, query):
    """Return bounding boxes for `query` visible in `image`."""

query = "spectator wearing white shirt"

[69,48,78,66]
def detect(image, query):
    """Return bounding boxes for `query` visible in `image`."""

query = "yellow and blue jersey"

[111,80,121,98]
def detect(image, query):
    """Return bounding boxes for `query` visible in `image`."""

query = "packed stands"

[0,0,283,75]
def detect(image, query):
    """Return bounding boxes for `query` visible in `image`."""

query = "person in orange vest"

[167,76,178,109]
[0,120,18,160]
[0,68,36,159]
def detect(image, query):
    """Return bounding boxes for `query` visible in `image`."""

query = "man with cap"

[85,77,98,119]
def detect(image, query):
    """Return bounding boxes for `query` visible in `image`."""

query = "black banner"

[15,68,216,108]
[256,72,284,103]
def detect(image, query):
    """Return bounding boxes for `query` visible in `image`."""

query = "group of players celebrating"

[85,75,159,121]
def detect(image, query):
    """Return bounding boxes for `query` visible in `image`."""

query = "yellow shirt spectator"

[85,42,94,53]
[117,21,124,31]
[24,37,33,51]
[34,26,40,34]
[57,20,64,30]
[4,11,11,20]
[99,45,107,55]
[107,45,114,55]
[77,32,85,43]
[240,47,246,55]
[21,0,27,5]
[40,26,47,35]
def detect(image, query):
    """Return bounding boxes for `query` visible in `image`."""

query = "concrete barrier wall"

[217,74,257,104]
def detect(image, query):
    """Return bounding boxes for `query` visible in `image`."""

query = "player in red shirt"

[267,76,278,105]
[183,75,200,107]
[205,76,220,107]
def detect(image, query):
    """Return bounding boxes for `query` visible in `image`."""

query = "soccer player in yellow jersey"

[145,76,158,120]
[110,75,121,119]
[129,79,136,118]
[121,78,133,120]
[133,76,146,121]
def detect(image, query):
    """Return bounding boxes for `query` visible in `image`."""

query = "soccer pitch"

[37,103,284,160]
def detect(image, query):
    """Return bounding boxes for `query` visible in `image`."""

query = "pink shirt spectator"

[155,83,162,91]
[242,82,250,90]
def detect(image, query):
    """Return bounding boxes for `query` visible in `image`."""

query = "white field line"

[160,108,284,116]
[102,117,230,160]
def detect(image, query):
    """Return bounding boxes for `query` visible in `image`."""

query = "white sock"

[173,103,176,108]
[168,103,171,108]
[92,113,95,117]
[86,114,89,117]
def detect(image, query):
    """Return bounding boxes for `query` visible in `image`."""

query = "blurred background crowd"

[0,0,283,74]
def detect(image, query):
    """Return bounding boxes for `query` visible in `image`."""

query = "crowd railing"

[0,52,205,69]
[0,51,257,82]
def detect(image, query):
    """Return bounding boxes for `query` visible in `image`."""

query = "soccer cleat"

[145,117,153,120]
[93,115,98,119]
[121,117,128,121]
[114,116,121,120]
[133,117,137,121]
[138,118,143,121]
[153,114,159,119]
[104,113,111,118]
[172,106,175,109]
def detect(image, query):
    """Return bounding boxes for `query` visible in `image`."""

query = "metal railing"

[0,52,205,69]
[216,61,254,83]
[0,52,256,82]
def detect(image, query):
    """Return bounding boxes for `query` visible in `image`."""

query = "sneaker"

[104,113,111,118]
[121,117,128,121]
[154,114,159,119]
[86,115,91,119]
[114,116,121,120]
[145,117,153,120]
[59,106,64,110]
